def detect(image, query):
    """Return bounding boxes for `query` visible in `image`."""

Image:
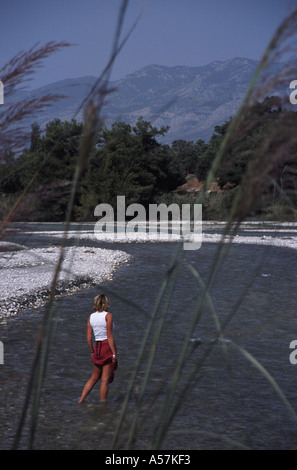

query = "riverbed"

[1,222,297,450]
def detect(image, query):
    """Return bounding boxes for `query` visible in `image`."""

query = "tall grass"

[2,1,297,450]
[144,7,297,449]
[6,0,139,449]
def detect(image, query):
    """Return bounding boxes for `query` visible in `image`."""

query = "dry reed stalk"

[7,2,297,452]
[146,6,297,450]
[11,0,143,450]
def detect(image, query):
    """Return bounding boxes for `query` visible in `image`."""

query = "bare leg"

[78,365,102,403]
[100,363,112,402]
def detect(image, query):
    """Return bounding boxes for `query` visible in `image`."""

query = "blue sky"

[1,0,296,89]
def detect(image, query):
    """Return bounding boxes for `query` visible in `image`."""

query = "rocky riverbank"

[0,242,131,317]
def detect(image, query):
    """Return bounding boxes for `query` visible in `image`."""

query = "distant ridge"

[13,57,287,143]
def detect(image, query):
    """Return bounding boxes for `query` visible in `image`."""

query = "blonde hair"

[93,294,110,312]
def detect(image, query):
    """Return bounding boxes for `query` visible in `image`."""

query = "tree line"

[1,96,297,222]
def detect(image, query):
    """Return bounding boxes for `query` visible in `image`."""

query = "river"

[1,223,297,450]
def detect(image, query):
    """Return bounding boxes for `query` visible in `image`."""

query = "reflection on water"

[1,233,297,449]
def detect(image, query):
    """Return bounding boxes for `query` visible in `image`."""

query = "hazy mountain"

[13,57,286,143]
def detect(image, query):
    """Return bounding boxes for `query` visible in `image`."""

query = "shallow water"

[1,233,297,450]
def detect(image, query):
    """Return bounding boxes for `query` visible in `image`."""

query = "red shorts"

[92,339,113,366]
[91,339,117,383]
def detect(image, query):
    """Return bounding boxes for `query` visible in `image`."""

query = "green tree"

[30,122,41,152]
[196,123,228,182]
[6,118,84,221]
[77,118,184,220]
[215,96,287,190]
[171,139,207,176]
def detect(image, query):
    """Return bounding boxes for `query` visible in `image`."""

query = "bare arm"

[87,316,94,353]
[106,313,117,362]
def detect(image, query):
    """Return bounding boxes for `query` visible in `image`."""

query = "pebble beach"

[0,241,131,317]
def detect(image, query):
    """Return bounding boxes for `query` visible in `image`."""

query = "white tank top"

[90,310,109,341]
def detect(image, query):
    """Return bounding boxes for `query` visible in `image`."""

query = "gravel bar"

[0,243,131,317]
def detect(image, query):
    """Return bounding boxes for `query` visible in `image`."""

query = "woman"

[78,294,117,403]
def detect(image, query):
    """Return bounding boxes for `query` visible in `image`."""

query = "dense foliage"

[1,98,297,221]
[197,96,297,220]
[0,117,185,221]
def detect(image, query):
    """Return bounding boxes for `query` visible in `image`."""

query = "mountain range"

[14,57,287,143]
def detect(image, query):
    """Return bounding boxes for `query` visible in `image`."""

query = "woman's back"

[90,310,108,341]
